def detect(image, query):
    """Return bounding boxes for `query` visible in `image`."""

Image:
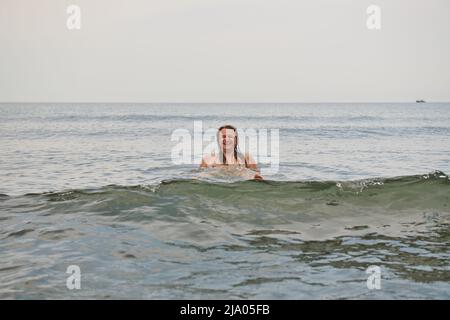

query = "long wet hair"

[217,125,238,165]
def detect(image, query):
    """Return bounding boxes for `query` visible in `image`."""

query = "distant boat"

[416,99,426,103]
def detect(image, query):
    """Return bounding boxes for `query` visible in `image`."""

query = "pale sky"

[1,0,449,102]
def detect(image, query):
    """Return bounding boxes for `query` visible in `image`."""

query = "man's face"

[218,128,236,151]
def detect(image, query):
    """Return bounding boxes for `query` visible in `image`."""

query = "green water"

[1,172,449,299]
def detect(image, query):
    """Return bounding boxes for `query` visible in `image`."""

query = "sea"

[0,103,449,299]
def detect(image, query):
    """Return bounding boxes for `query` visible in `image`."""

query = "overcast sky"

[1,0,449,102]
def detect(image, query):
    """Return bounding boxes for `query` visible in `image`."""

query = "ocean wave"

[1,171,444,218]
